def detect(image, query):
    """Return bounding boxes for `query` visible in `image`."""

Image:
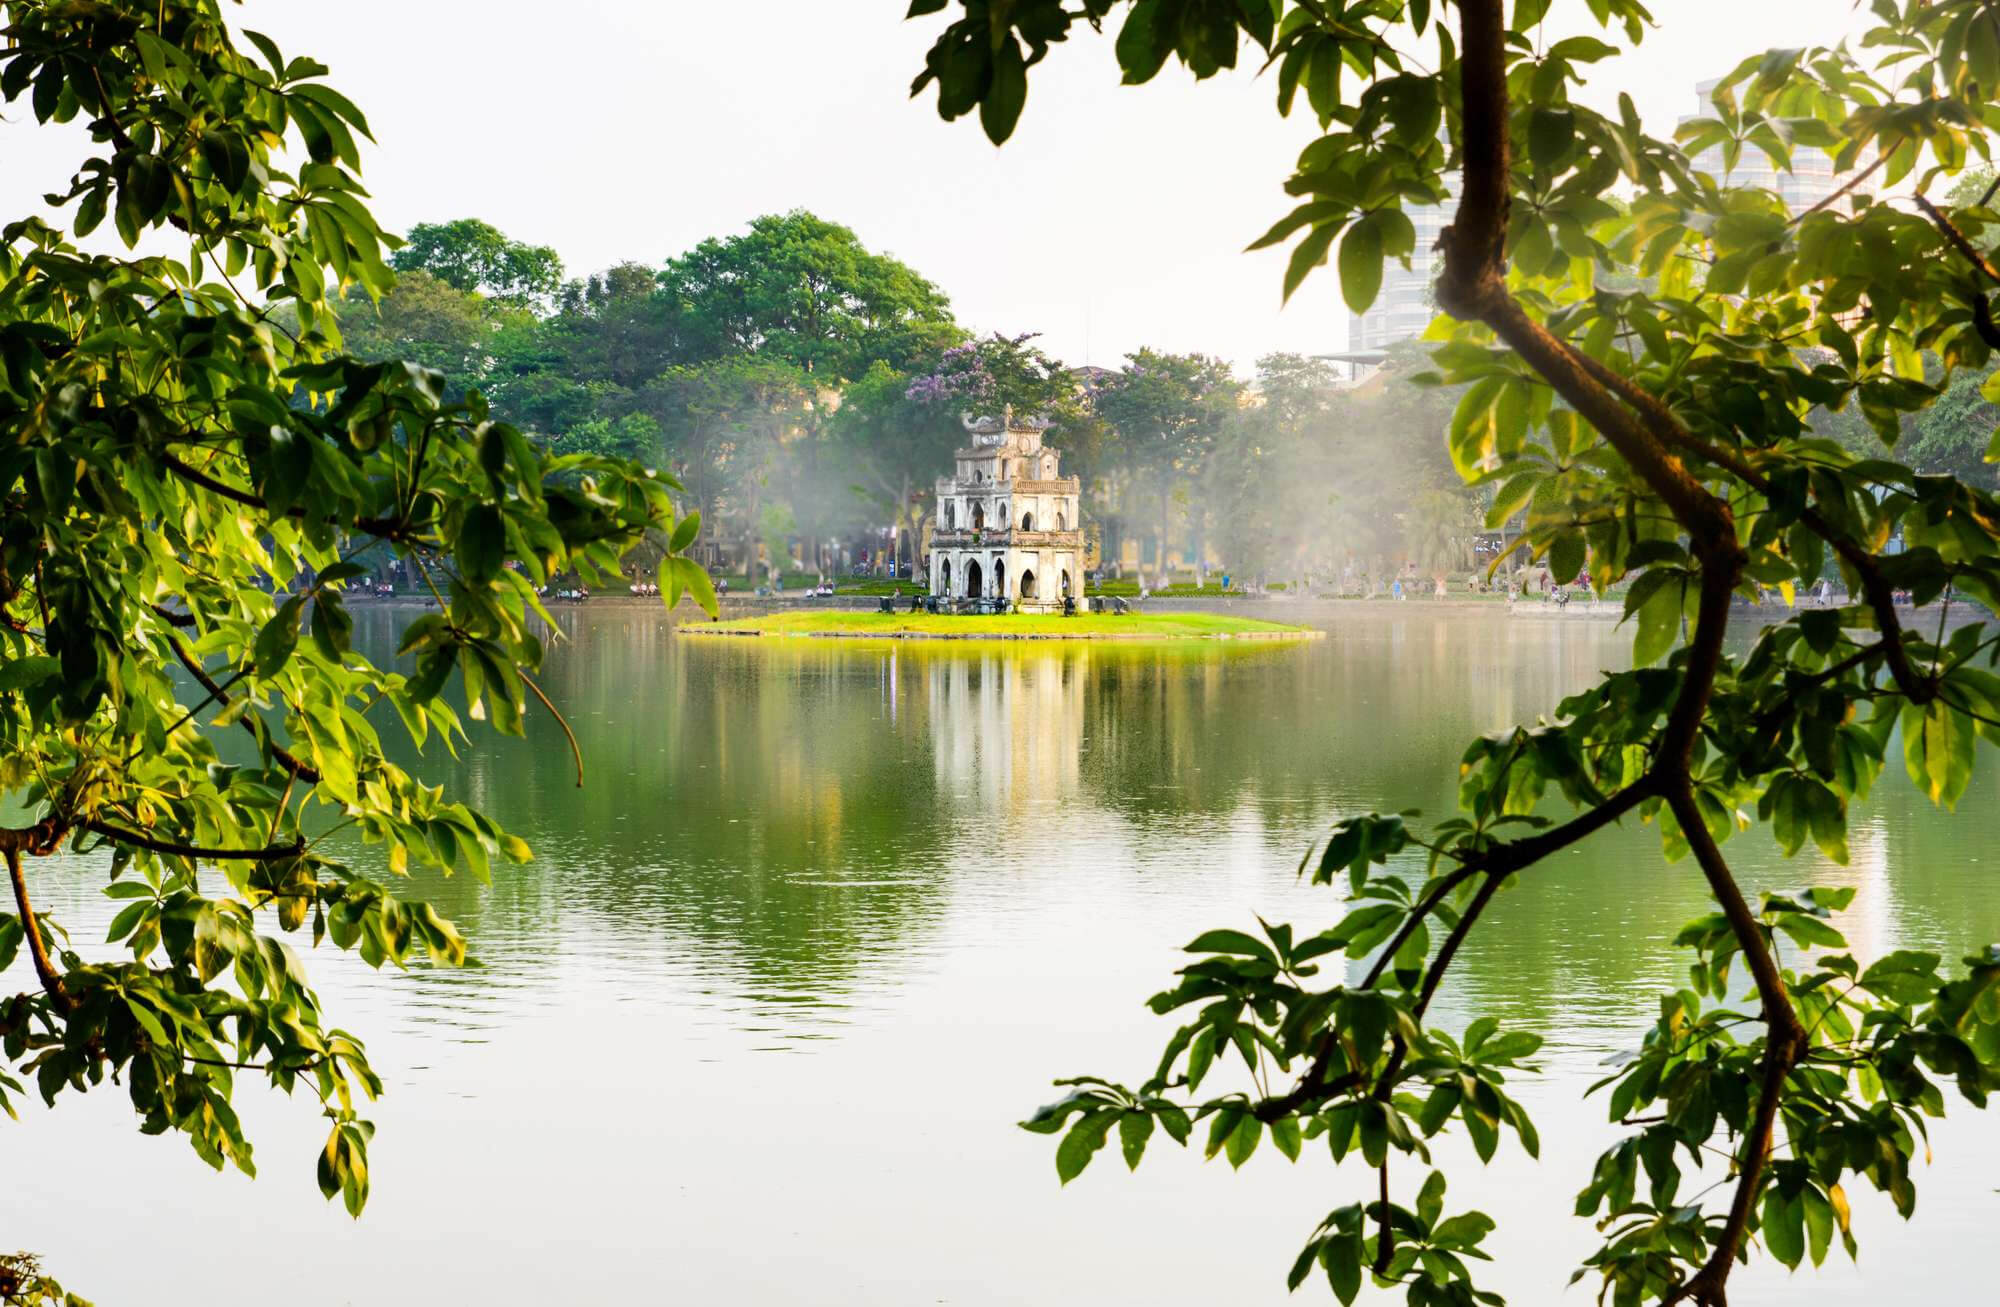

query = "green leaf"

[457,505,505,584]
[1431,1210,1496,1250]
[1485,470,1541,529]
[1324,1225,1363,1305]
[1904,700,1975,808]
[1762,1186,1805,1269]
[1118,1110,1154,1169]
[1020,1090,1091,1135]
[1223,1112,1261,1168]
[0,655,59,692]
[1114,0,1170,84]
[0,916,23,975]
[1417,1169,1447,1229]
[1860,949,1943,1003]
[1056,1111,1113,1184]
[671,555,719,617]
[1359,1101,1390,1166]
[1528,107,1576,169]
[1802,1185,1834,1267]
[1337,215,1386,315]
[980,36,1027,145]
[659,552,683,612]
[668,509,702,554]
[1631,575,1681,666]
[1270,1114,1302,1161]
[1548,531,1585,585]
[1418,1083,1461,1136]
[1184,928,1275,960]
[310,592,353,662]
[254,596,305,679]
[1283,222,1339,304]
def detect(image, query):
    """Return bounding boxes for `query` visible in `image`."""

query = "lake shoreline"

[682,626,1322,641]
[681,610,1320,641]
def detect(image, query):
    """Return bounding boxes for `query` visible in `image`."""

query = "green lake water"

[10,603,2000,1304]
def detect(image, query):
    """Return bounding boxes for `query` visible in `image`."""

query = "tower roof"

[960,405,1054,454]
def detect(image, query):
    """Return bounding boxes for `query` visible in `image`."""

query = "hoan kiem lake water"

[11,602,2000,1304]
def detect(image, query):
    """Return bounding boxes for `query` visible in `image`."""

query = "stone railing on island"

[929,528,1085,549]
[934,475,1081,498]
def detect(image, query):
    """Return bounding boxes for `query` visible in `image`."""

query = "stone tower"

[929,408,1084,611]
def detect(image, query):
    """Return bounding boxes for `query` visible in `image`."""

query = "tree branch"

[1786,152,1886,227]
[1915,193,2000,284]
[521,670,584,788]
[1560,349,1932,702]
[1433,3,1736,557]
[1662,784,1804,1307]
[80,821,305,862]
[157,451,408,540]
[163,629,322,783]
[3,846,70,1012]
[1255,773,1661,1120]
[1428,11,1787,1301]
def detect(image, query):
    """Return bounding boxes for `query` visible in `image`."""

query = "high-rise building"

[1681,77,1843,213]
[1345,174,1460,354]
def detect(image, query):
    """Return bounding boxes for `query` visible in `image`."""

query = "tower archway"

[1021,569,1037,599]
[1020,511,1034,531]
[963,559,982,598]
[971,502,986,530]
[939,558,952,595]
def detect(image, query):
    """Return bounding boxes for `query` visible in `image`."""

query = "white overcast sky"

[2,1,1867,369]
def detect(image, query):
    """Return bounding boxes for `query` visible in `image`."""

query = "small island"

[682,610,1317,641]
[685,409,1316,642]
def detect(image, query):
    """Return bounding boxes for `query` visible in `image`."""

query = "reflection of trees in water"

[1423,743,1997,1062]
[1077,613,1627,830]
[352,608,956,1016]
[1846,764,2000,952]
[344,606,2000,1050]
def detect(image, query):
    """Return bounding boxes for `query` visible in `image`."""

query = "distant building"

[1346,174,1460,354]
[1681,77,1847,213]
[930,408,1084,611]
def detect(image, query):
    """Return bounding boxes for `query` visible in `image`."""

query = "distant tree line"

[350,208,2000,591]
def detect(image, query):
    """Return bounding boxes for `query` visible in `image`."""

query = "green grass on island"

[683,609,1316,640]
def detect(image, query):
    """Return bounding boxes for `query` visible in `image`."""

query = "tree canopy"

[341,204,1488,589]
[392,217,564,309]
[659,210,959,383]
[909,2,2000,1305]
[0,5,706,1293]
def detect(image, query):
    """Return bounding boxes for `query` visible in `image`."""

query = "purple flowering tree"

[832,332,1075,580]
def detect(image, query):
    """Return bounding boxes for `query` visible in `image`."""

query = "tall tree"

[642,355,820,575]
[826,361,938,577]
[1091,350,1240,585]
[0,10,707,1301]
[660,210,959,382]
[392,217,564,309]
[1208,354,1342,583]
[540,261,693,393]
[908,4,2000,1305]
[335,268,499,396]
[849,332,1081,573]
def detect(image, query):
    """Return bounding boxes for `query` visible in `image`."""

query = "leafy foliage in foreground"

[0,0,705,1249]
[0,1252,86,1307]
[909,0,2000,1303]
